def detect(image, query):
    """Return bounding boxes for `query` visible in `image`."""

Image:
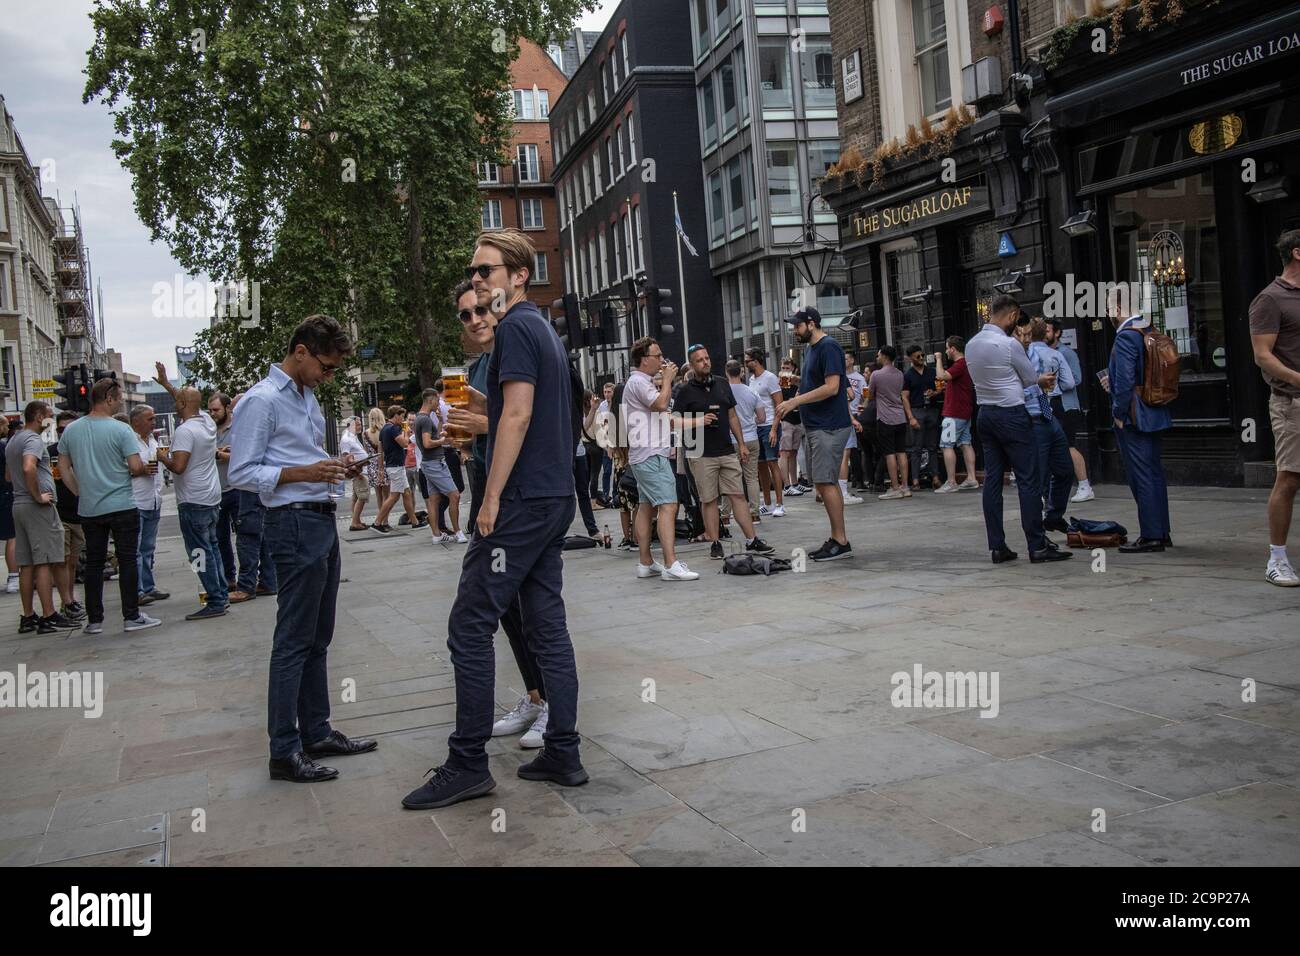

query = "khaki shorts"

[63,522,85,562]
[779,423,804,452]
[13,501,65,566]
[352,476,370,501]
[689,454,744,502]
[384,465,409,493]
[1271,393,1300,474]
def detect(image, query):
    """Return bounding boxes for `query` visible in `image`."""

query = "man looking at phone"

[230,314,377,783]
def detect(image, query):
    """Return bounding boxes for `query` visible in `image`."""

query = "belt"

[269,501,337,514]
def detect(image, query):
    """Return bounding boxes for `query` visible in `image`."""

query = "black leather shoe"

[1030,548,1074,563]
[269,751,339,782]
[1043,517,1069,534]
[1161,535,1173,547]
[303,730,377,757]
[1119,537,1166,553]
[517,750,589,787]
[991,547,1018,564]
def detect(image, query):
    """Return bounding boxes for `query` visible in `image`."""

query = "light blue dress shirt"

[228,363,331,506]
[965,323,1038,408]
[1025,341,1076,418]
[1057,344,1083,412]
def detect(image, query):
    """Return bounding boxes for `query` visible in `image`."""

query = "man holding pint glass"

[229,315,378,783]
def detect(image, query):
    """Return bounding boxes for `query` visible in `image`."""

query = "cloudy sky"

[0,1,617,380]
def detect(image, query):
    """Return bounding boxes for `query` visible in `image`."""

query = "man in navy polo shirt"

[402,229,586,810]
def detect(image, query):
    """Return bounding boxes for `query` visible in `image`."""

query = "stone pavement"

[1,481,1298,867]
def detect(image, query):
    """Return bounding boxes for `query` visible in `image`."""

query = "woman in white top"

[339,416,371,530]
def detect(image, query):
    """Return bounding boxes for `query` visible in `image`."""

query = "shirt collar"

[1118,314,1148,333]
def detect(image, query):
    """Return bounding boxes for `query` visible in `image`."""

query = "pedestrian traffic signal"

[54,365,91,414]
[550,293,583,350]
[645,286,675,337]
[53,367,75,412]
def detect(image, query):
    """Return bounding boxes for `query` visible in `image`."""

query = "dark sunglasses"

[687,344,706,355]
[458,305,491,323]
[465,263,507,280]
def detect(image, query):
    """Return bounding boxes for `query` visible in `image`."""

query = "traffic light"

[53,367,75,413]
[550,293,583,350]
[92,368,117,384]
[75,365,91,413]
[645,286,675,337]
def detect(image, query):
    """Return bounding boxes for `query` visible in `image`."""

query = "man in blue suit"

[1107,292,1173,553]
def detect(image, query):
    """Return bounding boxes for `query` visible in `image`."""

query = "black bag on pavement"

[721,554,792,576]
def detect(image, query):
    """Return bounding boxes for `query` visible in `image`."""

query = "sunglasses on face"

[465,263,507,281]
[309,350,341,375]
[458,305,491,323]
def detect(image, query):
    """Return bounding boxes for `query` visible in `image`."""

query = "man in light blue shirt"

[229,314,377,784]
[966,295,1072,564]
[1045,317,1095,501]
[1019,317,1077,535]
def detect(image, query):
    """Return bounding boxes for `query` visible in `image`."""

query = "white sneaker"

[1266,559,1300,587]
[123,613,162,632]
[4,573,17,594]
[1071,487,1095,502]
[958,478,980,490]
[842,493,864,504]
[492,696,543,736]
[878,488,905,500]
[784,485,805,497]
[935,482,959,494]
[771,505,786,517]
[519,703,549,749]
[759,504,772,516]
[454,531,469,543]
[636,561,666,579]
[661,561,699,581]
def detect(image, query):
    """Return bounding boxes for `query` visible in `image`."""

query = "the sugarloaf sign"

[843,182,990,244]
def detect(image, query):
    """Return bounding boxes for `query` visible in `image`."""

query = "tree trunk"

[406,177,436,389]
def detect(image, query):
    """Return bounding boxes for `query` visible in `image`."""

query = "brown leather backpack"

[1136,326,1181,406]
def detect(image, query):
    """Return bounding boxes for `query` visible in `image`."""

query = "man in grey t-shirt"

[3,401,76,633]
[870,346,910,498]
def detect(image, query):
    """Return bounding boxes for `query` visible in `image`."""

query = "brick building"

[477,38,571,318]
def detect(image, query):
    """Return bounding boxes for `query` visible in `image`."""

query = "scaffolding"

[53,200,101,364]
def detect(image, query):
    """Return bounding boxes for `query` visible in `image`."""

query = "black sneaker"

[719,525,732,540]
[710,541,725,560]
[18,614,38,634]
[401,765,496,810]
[370,523,392,535]
[398,514,411,526]
[812,539,853,562]
[137,592,156,606]
[616,537,635,551]
[517,750,589,787]
[38,612,81,634]
[63,602,86,620]
[185,605,228,621]
[145,589,170,601]
[747,538,776,556]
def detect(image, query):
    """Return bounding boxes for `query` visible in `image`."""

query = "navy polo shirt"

[486,300,575,499]
[800,335,851,430]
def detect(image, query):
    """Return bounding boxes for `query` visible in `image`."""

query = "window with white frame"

[512,88,549,120]
[477,160,500,184]
[913,0,951,116]
[622,211,635,275]
[533,252,549,284]
[627,114,638,166]
[633,206,644,273]
[617,124,627,175]
[588,237,599,292]
[481,200,502,230]
[0,260,9,310]
[592,152,602,195]
[516,144,540,182]
[622,33,630,79]
[582,162,593,206]
[611,48,621,92]
[613,220,625,277]
[876,0,971,140]
[587,90,598,125]
[605,137,616,188]
[521,198,544,230]
[597,230,608,289]
[602,60,612,103]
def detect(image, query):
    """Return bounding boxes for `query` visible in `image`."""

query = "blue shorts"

[756,425,780,461]
[940,417,973,449]
[629,455,678,507]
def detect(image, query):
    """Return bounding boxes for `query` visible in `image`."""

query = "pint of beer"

[443,367,469,407]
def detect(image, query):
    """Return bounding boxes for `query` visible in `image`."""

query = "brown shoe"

[228,590,256,604]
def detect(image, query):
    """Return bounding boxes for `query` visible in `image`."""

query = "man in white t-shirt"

[724,359,763,521]
[129,404,169,605]
[744,348,785,517]
[160,386,229,619]
[625,337,698,582]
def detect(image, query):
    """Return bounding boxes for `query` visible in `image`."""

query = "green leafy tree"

[86,0,592,405]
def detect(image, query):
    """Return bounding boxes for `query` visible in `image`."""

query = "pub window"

[912,0,951,116]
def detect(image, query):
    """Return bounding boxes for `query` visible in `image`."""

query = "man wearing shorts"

[414,388,465,543]
[371,405,419,533]
[675,346,774,561]
[1249,229,1300,587]
[871,346,910,498]
[744,348,785,516]
[777,357,805,495]
[775,308,853,561]
[4,401,79,633]
[625,337,697,581]
[934,336,979,493]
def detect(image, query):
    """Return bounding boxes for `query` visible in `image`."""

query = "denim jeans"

[217,488,239,583]
[82,508,140,623]
[177,502,229,609]
[599,454,613,499]
[976,404,1046,553]
[136,507,162,595]
[265,508,339,759]
[235,490,277,593]
[446,490,579,772]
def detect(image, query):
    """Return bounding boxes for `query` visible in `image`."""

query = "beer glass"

[442,366,472,446]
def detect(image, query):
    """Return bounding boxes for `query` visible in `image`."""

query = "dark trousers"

[435,453,465,531]
[1116,427,1171,540]
[82,508,140,623]
[217,488,239,582]
[465,458,545,699]
[908,407,941,482]
[265,508,339,759]
[585,443,605,499]
[235,490,277,593]
[1031,415,1075,523]
[446,490,579,772]
[977,405,1046,553]
[574,455,599,535]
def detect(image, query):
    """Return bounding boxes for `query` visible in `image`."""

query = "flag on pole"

[673,194,699,258]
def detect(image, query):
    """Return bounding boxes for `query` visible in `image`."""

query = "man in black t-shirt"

[371,405,419,533]
[52,413,87,620]
[776,357,806,494]
[903,345,941,487]
[676,346,773,561]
